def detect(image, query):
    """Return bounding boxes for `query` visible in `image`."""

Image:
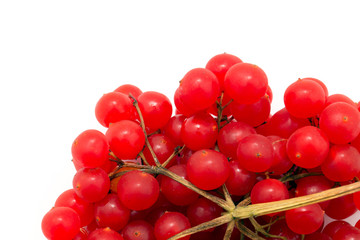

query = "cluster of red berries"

[42,53,360,240]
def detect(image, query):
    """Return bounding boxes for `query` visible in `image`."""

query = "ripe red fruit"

[186,198,223,230]
[321,144,360,182]
[217,121,256,160]
[250,179,289,211]
[71,129,109,168]
[286,126,329,169]
[162,114,186,146]
[325,193,357,220]
[224,62,268,104]
[73,168,110,203]
[284,79,326,118]
[142,134,176,166]
[186,149,230,190]
[319,102,360,144]
[95,92,133,127]
[205,53,243,90]
[322,220,352,237]
[285,203,324,235]
[114,84,143,99]
[55,189,95,226]
[138,91,173,131]
[225,160,257,196]
[42,207,81,240]
[266,107,310,138]
[333,225,360,240]
[160,164,199,206]
[230,95,271,127]
[117,170,160,211]
[179,68,220,111]
[181,112,218,151]
[295,176,333,210]
[154,212,191,240]
[121,220,156,240]
[325,93,357,108]
[94,193,130,231]
[236,134,274,172]
[88,227,124,240]
[106,120,145,160]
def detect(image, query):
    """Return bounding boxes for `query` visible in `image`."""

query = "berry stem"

[161,145,185,168]
[223,220,235,240]
[249,216,287,240]
[129,94,161,167]
[168,213,233,240]
[156,166,234,211]
[233,181,360,219]
[235,220,266,240]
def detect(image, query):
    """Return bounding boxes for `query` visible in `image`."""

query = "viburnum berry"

[41,207,81,240]
[186,149,230,190]
[178,68,220,112]
[137,91,173,131]
[181,112,218,151]
[121,220,156,240]
[286,126,329,169]
[154,212,191,240]
[117,170,160,211]
[88,227,124,240]
[325,93,357,108]
[71,129,109,168]
[55,189,95,226]
[205,53,243,90]
[224,62,268,104]
[160,164,199,206]
[285,203,324,235]
[236,134,274,172]
[95,92,133,127]
[106,120,145,160]
[114,84,143,99]
[284,78,327,118]
[319,102,360,144]
[73,167,110,203]
[217,121,256,160]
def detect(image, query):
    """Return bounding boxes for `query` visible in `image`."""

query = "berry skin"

[71,129,109,168]
[205,53,242,90]
[95,92,133,127]
[236,134,274,173]
[106,120,145,160]
[319,102,360,144]
[286,126,329,169]
[117,170,160,211]
[284,79,326,118]
[224,62,268,104]
[88,227,124,240]
[186,149,230,190]
[285,204,324,235]
[137,91,173,131]
[154,212,191,240]
[181,112,218,151]
[41,207,81,240]
[73,168,110,203]
[178,68,220,112]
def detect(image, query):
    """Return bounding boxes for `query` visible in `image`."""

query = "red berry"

[106,120,145,160]
[71,129,109,168]
[95,92,133,127]
[187,149,230,190]
[42,207,81,240]
[154,212,191,240]
[117,170,160,211]
[224,63,268,104]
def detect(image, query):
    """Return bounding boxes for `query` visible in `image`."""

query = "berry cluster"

[42,53,360,240]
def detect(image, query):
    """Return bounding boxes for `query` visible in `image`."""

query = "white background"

[1,1,360,239]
